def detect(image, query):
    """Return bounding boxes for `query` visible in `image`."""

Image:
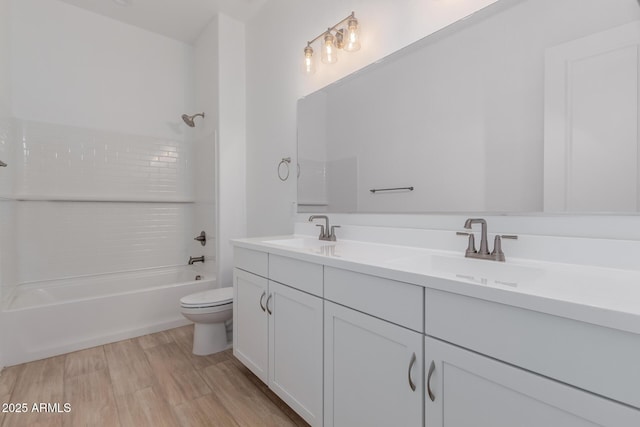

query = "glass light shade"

[335,29,345,49]
[344,18,361,52]
[302,45,316,74]
[321,32,338,64]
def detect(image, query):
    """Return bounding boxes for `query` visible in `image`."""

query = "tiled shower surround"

[17,201,193,283]
[13,119,194,200]
[0,118,197,300]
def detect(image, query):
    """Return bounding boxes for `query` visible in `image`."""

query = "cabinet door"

[424,336,640,427]
[268,281,323,427]
[325,301,423,427]
[233,268,268,383]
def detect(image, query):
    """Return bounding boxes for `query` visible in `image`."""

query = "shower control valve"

[194,231,207,246]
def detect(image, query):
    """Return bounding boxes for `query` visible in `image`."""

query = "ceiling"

[58,0,267,44]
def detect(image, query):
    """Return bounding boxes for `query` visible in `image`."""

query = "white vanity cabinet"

[424,336,639,427]
[233,267,269,382]
[267,280,323,427]
[424,287,640,426]
[323,267,424,427]
[234,239,640,427]
[233,248,323,427]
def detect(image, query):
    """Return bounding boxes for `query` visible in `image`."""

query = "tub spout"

[188,256,205,265]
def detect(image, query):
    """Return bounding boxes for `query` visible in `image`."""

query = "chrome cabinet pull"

[259,291,266,312]
[266,293,273,315]
[427,360,436,402]
[408,352,417,391]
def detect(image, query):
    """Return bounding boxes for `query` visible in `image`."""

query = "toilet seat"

[180,287,233,309]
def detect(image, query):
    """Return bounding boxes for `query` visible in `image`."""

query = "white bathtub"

[1,267,213,366]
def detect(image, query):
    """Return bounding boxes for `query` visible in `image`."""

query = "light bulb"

[302,45,316,74]
[321,32,338,64]
[344,17,360,52]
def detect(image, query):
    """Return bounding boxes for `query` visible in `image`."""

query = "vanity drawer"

[425,288,640,409]
[234,247,268,278]
[269,254,323,297]
[325,267,423,332]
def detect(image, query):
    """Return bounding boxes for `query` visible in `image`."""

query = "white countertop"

[232,235,640,335]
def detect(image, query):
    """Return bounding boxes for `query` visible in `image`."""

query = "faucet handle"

[492,235,503,253]
[329,225,341,241]
[316,224,326,239]
[491,235,517,262]
[456,231,477,255]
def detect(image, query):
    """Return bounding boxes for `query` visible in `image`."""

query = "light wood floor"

[0,325,310,427]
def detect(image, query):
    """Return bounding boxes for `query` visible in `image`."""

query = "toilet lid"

[180,287,233,307]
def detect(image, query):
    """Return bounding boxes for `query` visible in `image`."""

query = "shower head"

[182,112,205,127]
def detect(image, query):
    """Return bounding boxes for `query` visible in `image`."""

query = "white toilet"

[180,287,233,355]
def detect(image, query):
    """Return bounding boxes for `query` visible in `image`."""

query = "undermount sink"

[263,237,336,249]
[388,253,544,286]
[430,254,544,286]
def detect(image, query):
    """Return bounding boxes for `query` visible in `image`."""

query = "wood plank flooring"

[0,326,309,427]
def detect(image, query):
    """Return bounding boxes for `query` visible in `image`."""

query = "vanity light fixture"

[303,12,361,74]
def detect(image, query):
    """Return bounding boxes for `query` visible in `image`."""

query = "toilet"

[180,287,233,355]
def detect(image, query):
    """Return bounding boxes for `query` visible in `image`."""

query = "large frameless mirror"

[297,0,640,214]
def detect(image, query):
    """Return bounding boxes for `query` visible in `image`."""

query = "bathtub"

[1,266,213,366]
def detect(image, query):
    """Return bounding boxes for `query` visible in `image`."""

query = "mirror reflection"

[297,0,640,213]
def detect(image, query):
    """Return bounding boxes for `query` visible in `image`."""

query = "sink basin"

[430,254,544,286]
[388,253,544,286]
[263,237,336,250]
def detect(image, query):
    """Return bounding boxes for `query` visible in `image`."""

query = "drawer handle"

[266,293,273,315]
[408,352,417,391]
[259,291,266,312]
[427,360,436,402]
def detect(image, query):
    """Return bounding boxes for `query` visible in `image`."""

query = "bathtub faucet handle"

[188,256,205,265]
[194,231,206,246]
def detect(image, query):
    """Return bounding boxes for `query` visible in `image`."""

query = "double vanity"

[232,222,640,426]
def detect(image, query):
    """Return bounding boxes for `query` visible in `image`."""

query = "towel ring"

[278,157,291,181]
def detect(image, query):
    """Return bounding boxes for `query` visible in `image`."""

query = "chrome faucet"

[457,218,517,262]
[308,215,340,241]
[188,256,205,265]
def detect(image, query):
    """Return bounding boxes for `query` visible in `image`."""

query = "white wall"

[246,0,498,237]
[10,0,192,139]
[217,14,247,286]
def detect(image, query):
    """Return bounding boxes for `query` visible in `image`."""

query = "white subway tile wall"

[13,119,194,201]
[0,118,14,197]
[0,119,202,287]
[17,201,193,283]
[0,119,17,300]
[0,200,18,300]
